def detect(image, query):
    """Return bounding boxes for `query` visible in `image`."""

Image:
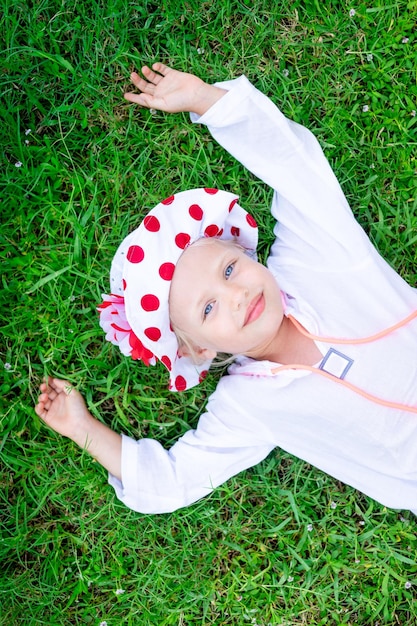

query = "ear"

[178,344,217,361]
[198,347,218,361]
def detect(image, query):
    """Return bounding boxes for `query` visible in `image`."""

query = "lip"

[244,293,265,326]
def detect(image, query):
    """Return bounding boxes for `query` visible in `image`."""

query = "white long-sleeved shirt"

[109,76,417,514]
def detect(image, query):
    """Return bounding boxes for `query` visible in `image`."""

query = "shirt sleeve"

[108,387,275,514]
[191,75,372,270]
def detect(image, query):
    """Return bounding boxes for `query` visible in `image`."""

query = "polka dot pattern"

[161,355,172,370]
[175,375,187,391]
[145,327,161,342]
[103,188,258,392]
[144,215,160,232]
[141,294,160,311]
[127,245,144,263]
[189,204,203,221]
[175,232,191,249]
[246,214,257,228]
[159,262,175,280]
[204,224,220,237]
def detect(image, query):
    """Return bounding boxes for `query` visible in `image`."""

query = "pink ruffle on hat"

[98,188,258,391]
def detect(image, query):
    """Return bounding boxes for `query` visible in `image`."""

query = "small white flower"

[370,163,375,169]
[115,588,125,595]
[288,576,294,582]
[355,559,360,564]
[410,110,416,117]
[282,69,289,77]
[349,9,356,17]
[149,109,157,115]
[307,523,313,532]
[25,128,32,135]
[4,363,11,370]
[402,37,409,44]
[359,520,365,526]
[15,161,23,167]
[366,53,373,61]
[405,581,412,589]
[99,622,108,626]
[330,501,337,509]
[197,47,205,55]
[25,140,29,145]
[362,105,369,112]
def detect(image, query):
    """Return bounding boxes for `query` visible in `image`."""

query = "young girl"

[35,63,417,515]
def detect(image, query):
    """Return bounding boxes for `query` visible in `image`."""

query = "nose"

[228,282,249,312]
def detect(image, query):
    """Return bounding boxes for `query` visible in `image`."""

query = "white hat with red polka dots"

[98,188,258,391]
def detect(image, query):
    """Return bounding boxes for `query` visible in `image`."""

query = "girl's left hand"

[124,62,226,116]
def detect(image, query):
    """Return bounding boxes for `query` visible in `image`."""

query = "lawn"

[1,0,417,624]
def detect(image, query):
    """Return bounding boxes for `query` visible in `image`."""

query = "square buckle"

[319,348,354,380]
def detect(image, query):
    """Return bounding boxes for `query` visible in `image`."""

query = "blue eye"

[204,303,213,317]
[225,263,234,278]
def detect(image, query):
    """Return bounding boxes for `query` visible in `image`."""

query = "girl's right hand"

[124,62,226,116]
[35,377,122,479]
[35,377,92,441]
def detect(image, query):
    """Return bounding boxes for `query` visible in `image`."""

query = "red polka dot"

[231,226,240,237]
[204,188,218,195]
[175,375,187,391]
[175,232,191,249]
[122,279,127,290]
[229,199,238,211]
[204,224,219,237]
[199,370,208,382]
[217,228,223,237]
[144,327,161,341]
[141,294,160,311]
[127,245,144,263]
[159,262,175,280]
[161,355,172,370]
[144,215,160,232]
[189,204,203,221]
[246,214,257,228]
[162,195,175,205]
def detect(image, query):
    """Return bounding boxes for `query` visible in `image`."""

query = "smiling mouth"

[244,293,265,325]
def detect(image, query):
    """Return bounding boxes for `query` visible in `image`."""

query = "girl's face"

[168,239,284,361]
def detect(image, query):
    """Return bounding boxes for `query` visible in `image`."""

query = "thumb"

[124,92,156,109]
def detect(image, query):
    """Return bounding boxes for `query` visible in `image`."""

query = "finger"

[38,391,54,405]
[49,378,72,395]
[38,392,53,407]
[130,72,155,93]
[40,380,58,401]
[124,92,155,108]
[141,65,165,85]
[35,401,48,419]
[152,62,171,76]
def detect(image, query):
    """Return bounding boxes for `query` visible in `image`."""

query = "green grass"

[1,0,417,624]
